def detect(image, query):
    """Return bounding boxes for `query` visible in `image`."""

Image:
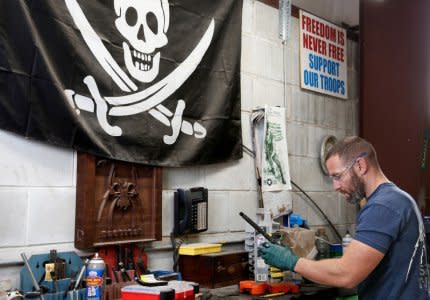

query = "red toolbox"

[122,281,197,300]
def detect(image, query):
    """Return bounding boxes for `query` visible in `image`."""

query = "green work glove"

[258,242,299,271]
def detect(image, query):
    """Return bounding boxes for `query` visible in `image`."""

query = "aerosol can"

[86,253,105,300]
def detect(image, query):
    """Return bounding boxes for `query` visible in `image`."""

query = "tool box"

[179,250,249,288]
[121,281,198,300]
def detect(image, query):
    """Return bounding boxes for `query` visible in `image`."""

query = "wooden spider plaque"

[74,152,162,249]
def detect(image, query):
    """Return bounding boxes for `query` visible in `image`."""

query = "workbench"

[200,284,357,300]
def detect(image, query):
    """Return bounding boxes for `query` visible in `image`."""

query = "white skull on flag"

[114,0,170,83]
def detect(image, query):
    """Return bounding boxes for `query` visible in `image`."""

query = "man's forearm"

[294,257,355,288]
[294,240,383,289]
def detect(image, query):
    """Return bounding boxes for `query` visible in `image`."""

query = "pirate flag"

[0,0,243,166]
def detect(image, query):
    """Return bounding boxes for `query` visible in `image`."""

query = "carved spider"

[97,163,140,227]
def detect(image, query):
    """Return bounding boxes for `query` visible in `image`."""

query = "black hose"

[291,180,342,242]
[170,232,183,272]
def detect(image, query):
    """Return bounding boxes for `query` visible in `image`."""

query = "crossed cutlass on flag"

[64,0,214,145]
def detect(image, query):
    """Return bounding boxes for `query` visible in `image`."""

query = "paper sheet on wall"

[251,105,292,218]
[262,106,291,191]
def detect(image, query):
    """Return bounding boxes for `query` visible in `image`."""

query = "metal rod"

[239,212,277,244]
[20,253,45,300]
[74,258,89,290]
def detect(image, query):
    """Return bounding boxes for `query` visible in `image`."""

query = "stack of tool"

[20,250,85,300]
[98,244,149,300]
[99,245,135,284]
[97,243,181,300]
[239,280,300,297]
[20,245,187,300]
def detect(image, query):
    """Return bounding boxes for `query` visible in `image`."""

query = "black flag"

[0,0,243,166]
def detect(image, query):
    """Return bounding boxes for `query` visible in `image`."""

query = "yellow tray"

[179,243,222,255]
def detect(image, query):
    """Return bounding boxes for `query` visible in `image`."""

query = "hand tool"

[48,249,66,280]
[135,243,148,276]
[111,265,119,283]
[252,292,286,299]
[24,291,44,299]
[21,253,46,300]
[135,275,167,287]
[125,245,136,280]
[50,270,59,293]
[74,258,89,290]
[118,262,131,282]
[116,245,131,282]
[239,212,278,244]
[124,246,134,271]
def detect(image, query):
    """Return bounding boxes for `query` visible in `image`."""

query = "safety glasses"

[329,152,368,182]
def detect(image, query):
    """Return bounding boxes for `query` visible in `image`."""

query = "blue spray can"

[86,253,105,300]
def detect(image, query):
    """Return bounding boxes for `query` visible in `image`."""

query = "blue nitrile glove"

[258,242,299,271]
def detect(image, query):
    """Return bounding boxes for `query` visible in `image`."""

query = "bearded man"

[259,136,430,299]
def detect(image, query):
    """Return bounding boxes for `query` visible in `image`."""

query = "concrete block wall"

[240,0,359,239]
[0,0,359,287]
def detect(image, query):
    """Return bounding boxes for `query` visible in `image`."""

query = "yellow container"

[179,243,222,255]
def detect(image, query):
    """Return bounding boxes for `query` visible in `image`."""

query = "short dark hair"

[325,136,378,167]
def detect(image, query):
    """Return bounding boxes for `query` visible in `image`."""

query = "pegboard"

[20,251,84,296]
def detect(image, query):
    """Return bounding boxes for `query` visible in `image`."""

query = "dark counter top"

[199,283,354,300]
